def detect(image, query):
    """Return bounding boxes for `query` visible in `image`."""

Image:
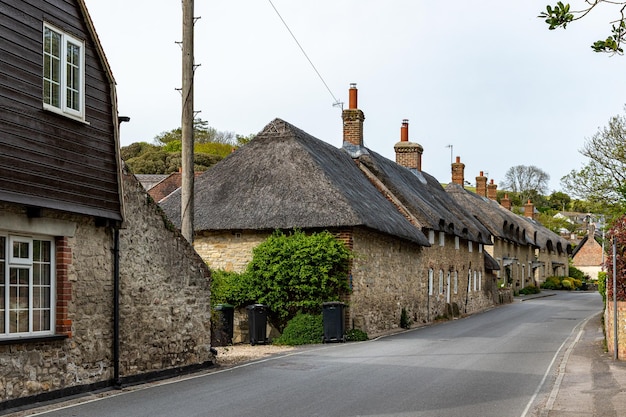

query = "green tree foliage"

[243,230,352,331]
[536,212,577,234]
[154,118,237,145]
[539,1,626,54]
[121,119,251,174]
[501,165,550,203]
[606,215,626,301]
[547,191,572,211]
[560,108,626,219]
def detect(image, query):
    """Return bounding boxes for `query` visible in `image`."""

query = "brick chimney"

[524,199,535,219]
[501,193,511,210]
[487,179,497,200]
[394,119,423,171]
[476,171,487,197]
[342,83,365,147]
[451,156,465,186]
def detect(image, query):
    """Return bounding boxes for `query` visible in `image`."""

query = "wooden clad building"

[0,0,123,221]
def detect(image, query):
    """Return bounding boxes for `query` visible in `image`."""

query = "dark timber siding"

[0,0,122,220]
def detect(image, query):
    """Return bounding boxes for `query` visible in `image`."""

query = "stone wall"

[195,230,270,272]
[605,301,626,360]
[0,171,212,406]
[118,169,213,376]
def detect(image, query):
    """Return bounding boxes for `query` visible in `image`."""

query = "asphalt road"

[29,292,602,417]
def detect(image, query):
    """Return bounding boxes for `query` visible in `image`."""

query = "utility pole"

[181,0,194,243]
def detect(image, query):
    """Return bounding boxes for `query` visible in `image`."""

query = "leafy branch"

[539,1,626,54]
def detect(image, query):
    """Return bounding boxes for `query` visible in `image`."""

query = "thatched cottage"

[161,85,501,335]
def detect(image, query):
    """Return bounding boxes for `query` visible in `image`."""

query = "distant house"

[161,85,502,336]
[572,224,604,280]
[0,0,212,409]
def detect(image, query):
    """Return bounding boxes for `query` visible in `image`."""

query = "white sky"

[84,0,626,192]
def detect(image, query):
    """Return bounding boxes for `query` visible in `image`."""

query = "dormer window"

[43,23,85,120]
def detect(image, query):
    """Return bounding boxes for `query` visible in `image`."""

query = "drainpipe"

[113,227,121,387]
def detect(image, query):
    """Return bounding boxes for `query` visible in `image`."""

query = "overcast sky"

[84,0,626,192]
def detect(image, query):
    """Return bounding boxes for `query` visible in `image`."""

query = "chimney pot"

[349,83,358,109]
[400,119,409,142]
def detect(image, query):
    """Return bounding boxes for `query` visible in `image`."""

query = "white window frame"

[468,269,472,291]
[438,269,444,294]
[0,234,56,339]
[454,270,458,294]
[455,236,460,250]
[428,268,434,295]
[43,23,86,121]
[468,241,473,253]
[428,230,435,245]
[439,232,445,247]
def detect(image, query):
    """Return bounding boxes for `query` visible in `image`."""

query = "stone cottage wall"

[117,170,213,376]
[195,230,270,272]
[605,301,626,360]
[0,203,114,404]
[0,171,213,406]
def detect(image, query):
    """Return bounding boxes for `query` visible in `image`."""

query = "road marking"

[519,312,598,417]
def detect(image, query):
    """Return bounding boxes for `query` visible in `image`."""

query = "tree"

[606,215,626,301]
[539,1,626,54]
[154,118,236,145]
[501,165,550,203]
[547,191,572,211]
[560,108,626,211]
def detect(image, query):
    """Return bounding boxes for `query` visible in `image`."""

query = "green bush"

[519,285,540,295]
[244,230,352,331]
[346,328,368,342]
[210,269,253,307]
[568,265,586,280]
[598,271,607,305]
[274,313,323,345]
[561,279,573,290]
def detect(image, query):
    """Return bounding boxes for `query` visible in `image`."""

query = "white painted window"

[428,268,434,295]
[439,270,444,294]
[43,23,85,120]
[468,269,472,291]
[454,270,458,294]
[455,236,460,250]
[478,271,482,291]
[468,241,473,253]
[479,244,483,253]
[0,235,55,338]
[474,270,478,291]
[439,232,445,247]
[428,230,435,245]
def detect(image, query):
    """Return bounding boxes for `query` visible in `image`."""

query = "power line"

[267,0,342,108]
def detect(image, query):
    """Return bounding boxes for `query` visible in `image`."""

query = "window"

[43,23,85,119]
[468,269,472,291]
[428,268,434,295]
[454,270,458,294]
[455,236,460,250]
[474,271,478,291]
[468,241,473,253]
[0,235,55,338]
[428,231,435,245]
[438,270,444,294]
[439,232,445,247]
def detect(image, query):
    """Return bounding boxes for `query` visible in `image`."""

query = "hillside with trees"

[121,119,254,174]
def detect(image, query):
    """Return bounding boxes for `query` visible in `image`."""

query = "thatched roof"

[446,183,571,254]
[446,183,531,246]
[160,119,430,246]
[356,151,492,245]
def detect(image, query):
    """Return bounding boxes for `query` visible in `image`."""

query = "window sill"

[0,334,68,345]
[43,105,90,125]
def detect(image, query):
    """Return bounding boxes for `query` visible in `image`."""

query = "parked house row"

[0,0,213,409]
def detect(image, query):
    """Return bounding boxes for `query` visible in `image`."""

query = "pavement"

[519,293,626,417]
